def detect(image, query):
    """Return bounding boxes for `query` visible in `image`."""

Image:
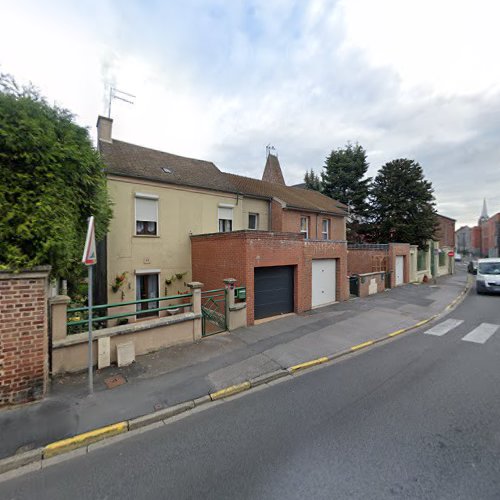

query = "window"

[322,219,330,240]
[135,195,158,236]
[218,206,233,232]
[136,273,159,318]
[248,213,259,230]
[300,217,309,239]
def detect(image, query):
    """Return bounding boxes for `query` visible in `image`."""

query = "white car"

[476,258,500,294]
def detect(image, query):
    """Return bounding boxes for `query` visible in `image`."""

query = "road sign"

[448,251,455,257]
[82,216,97,265]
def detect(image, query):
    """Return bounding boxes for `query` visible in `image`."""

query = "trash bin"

[349,275,360,296]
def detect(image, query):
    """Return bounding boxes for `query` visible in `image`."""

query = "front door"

[136,273,159,318]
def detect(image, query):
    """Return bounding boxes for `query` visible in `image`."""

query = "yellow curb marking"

[414,319,431,327]
[350,340,374,351]
[388,329,406,337]
[44,422,128,458]
[289,357,329,373]
[210,381,251,401]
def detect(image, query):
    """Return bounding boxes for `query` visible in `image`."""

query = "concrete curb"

[0,278,471,478]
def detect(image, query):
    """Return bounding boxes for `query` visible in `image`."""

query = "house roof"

[100,138,346,216]
[223,172,347,215]
[262,154,286,185]
[99,139,237,194]
[436,213,456,223]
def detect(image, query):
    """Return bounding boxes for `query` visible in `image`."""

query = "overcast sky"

[2,0,499,227]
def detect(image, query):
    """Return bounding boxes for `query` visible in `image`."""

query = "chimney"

[96,115,113,144]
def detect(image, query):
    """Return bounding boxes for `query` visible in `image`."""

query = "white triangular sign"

[82,216,97,266]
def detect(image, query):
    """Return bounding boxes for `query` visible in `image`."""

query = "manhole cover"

[104,374,127,389]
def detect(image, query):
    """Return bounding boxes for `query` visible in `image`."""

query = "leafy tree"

[304,169,322,191]
[0,73,112,285]
[321,142,371,241]
[368,158,437,247]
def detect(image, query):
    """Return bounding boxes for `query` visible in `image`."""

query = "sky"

[1,0,499,228]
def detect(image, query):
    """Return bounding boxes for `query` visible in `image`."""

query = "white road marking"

[462,323,499,344]
[424,319,463,336]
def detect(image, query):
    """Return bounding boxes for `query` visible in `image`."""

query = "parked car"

[476,258,500,294]
[454,253,462,262]
[468,260,478,275]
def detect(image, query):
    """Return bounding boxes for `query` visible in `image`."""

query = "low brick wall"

[0,267,50,406]
[358,272,386,298]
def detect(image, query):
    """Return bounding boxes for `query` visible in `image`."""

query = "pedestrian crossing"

[424,319,500,345]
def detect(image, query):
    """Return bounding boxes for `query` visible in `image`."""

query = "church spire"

[479,198,489,224]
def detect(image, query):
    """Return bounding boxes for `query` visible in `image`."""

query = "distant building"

[465,199,500,257]
[455,226,472,255]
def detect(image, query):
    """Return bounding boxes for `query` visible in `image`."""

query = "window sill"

[133,234,161,238]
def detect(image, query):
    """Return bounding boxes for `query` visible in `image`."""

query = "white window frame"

[300,216,309,239]
[322,219,330,240]
[135,193,159,236]
[248,213,259,230]
[218,205,234,233]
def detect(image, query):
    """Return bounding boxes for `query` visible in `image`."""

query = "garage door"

[312,259,336,307]
[254,266,294,320]
[395,256,404,286]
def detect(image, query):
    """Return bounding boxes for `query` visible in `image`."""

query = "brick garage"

[0,267,50,406]
[191,231,348,325]
[348,243,410,288]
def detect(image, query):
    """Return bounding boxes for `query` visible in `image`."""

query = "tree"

[304,169,322,191]
[0,74,112,285]
[321,142,371,241]
[368,158,437,247]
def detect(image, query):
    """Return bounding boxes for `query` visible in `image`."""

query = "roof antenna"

[107,87,136,118]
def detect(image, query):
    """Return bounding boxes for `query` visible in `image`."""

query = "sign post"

[82,216,97,395]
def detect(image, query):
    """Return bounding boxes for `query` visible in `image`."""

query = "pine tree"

[304,169,322,191]
[321,142,371,241]
[368,158,437,247]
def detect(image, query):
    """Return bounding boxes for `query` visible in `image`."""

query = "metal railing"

[67,292,193,330]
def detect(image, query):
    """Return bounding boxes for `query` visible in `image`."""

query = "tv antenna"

[107,87,136,118]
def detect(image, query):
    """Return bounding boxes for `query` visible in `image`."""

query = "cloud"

[1,0,499,228]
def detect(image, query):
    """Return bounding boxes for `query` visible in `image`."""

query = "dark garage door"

[254,266,294,320]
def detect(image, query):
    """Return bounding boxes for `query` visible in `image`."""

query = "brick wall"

[436,215,456,248]
[388,243,411,287]
[347,243,410,288]
[191,231,348,325]
[347,248,388,275]
[280,210,344,240]
[0,267,50,406]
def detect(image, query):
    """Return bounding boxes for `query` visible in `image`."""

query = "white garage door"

[312,259,336,307]
[395,256,404,286]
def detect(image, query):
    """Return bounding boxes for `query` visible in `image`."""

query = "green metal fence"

[67,292,193,334]
[201,288,226,336]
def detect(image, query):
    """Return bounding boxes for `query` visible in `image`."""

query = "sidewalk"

[0,270,469,459]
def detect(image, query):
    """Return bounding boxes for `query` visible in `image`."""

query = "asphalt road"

[2,286,500,499]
